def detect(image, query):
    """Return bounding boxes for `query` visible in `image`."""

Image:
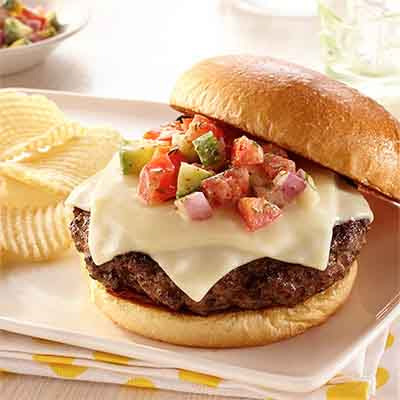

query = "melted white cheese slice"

[67,155,373,302]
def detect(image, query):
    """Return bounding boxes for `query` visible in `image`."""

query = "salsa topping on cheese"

[119,115,319,231]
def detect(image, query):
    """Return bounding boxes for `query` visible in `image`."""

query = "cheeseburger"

[67,55,400,348]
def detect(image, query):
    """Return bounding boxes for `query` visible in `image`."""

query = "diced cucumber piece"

[9,38,31,47]
[179,135,198,162]
[4,17,32,45]
[38,26,57,39]
[119,140,159,175]
[3,0,18,11]
[176,162,213,198]
[192,132,222,167]
[46,11,61,31]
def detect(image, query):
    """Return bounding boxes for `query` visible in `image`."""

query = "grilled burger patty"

[71,208,369,316]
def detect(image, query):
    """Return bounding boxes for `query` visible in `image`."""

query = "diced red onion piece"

[256,172,306,208]
[175,192,213,221]
[277,172,306,204]
[25,19,42,31]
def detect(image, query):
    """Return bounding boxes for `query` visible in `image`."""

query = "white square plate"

[0,89,399,393]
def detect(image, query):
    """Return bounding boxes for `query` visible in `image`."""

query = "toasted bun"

[88,261,357,348]
[170,55,400,202]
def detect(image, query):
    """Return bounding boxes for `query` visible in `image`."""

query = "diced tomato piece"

[144,129,161,140]
[202,176,230,207]
[262,142,288,158]
[20,8,46,30]
[168,148,186,170]
[263,153,296,181]
[201,167,249,207]
[138,154,177,204]
[148,148,185,193]
[180,117,193,132]
[231,136,264,167]
[186,115,224,141]
[226,167,250,199]
[238,197,282,232]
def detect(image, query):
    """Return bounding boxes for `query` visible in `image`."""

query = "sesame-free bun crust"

[89,261,357,348]
[170,55,400,202]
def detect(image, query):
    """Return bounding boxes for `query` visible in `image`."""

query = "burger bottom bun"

[87,261,357,348]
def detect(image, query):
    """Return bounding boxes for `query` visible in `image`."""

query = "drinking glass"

[318,0,400,94]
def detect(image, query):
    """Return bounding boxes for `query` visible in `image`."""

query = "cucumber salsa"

[119,114,319,231]
[0,0,61,49]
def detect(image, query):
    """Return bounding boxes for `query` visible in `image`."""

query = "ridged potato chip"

[0,93,122,264]
[0,91,66,160]
[0,203,72,261]
[0,126,121,196]
[0,175,64,208]
[0,176,69,261]
[3,122,86,162]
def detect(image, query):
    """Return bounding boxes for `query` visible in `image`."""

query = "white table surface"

[0,0,321,102]
[0,1,321,399]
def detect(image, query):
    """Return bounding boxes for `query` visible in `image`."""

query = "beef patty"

[71,208,369,316]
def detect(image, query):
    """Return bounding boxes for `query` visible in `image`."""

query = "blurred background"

[1,0,399,101]
[0,0,322,100]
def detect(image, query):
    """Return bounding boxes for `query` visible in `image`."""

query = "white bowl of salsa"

[0,0,89,76]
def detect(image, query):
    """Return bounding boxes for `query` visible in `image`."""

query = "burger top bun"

[170,55,400,202]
